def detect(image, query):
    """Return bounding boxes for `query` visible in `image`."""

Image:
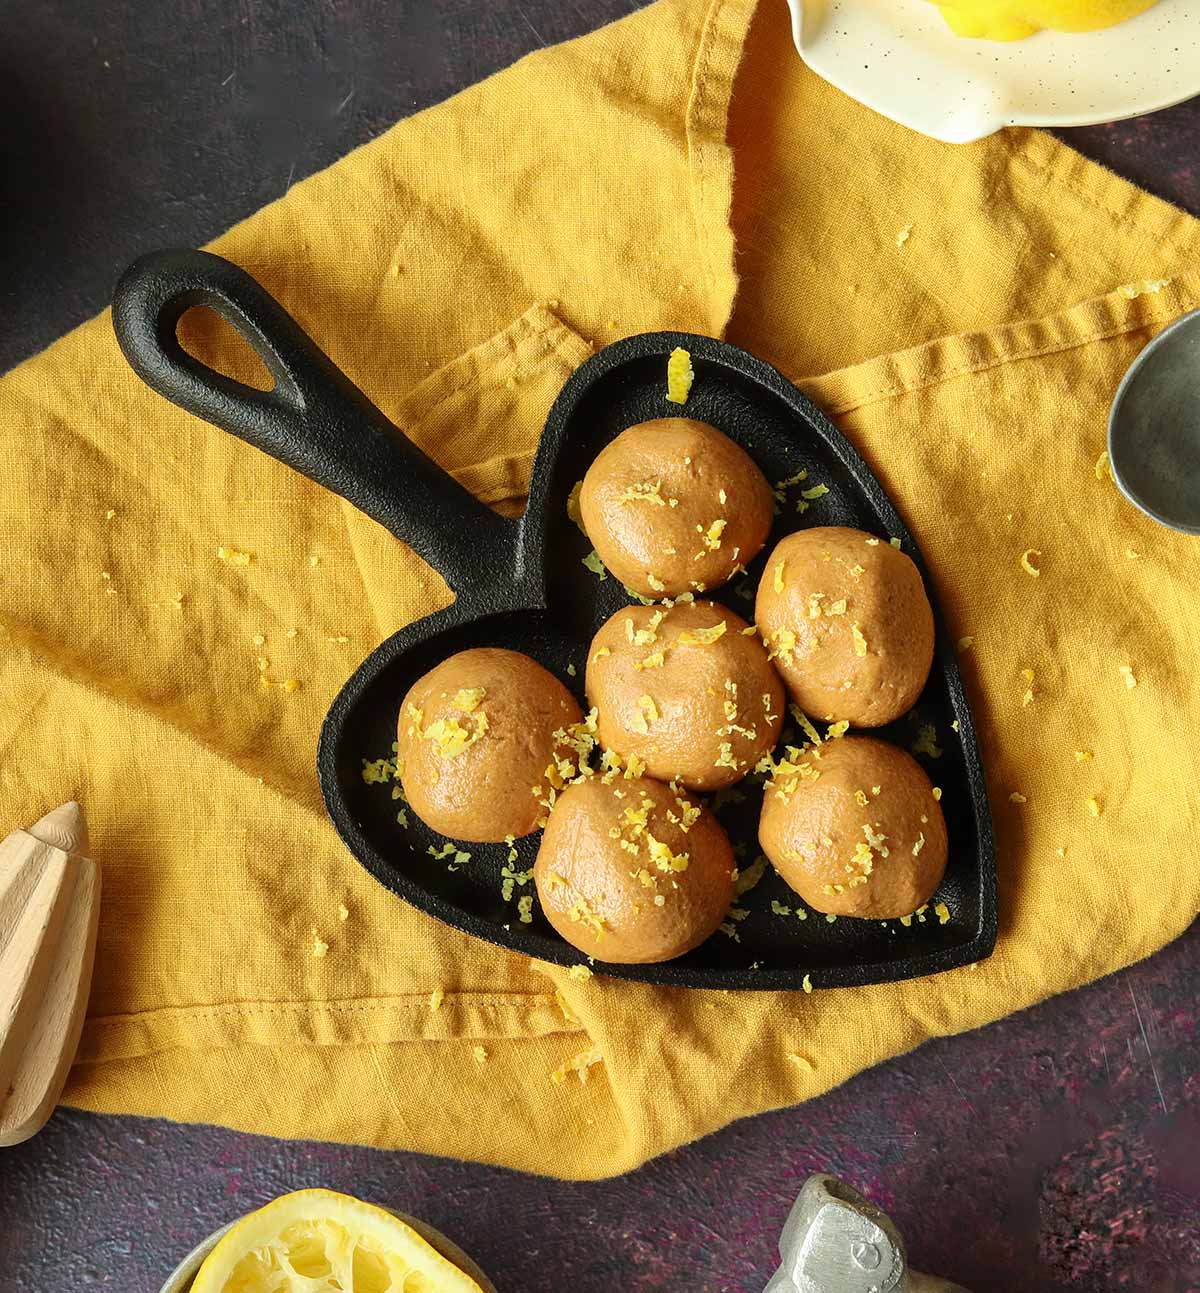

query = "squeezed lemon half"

[931,0,1160,39]
[190,1190,486,1293]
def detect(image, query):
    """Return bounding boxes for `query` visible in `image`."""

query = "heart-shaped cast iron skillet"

[112,248,996,990]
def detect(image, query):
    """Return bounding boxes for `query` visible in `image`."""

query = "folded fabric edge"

[686,0,757,337]
[78,990,584,1065]
[1017,127,1200,254]
[799,271,1200,415]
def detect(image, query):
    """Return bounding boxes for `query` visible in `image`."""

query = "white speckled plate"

[786,0,1200,143]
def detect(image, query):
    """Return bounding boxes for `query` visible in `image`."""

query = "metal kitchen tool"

[1108,307,1200,534]
[765,1175,970,1293]
[112,248,996,991]
[0,802,100,1146]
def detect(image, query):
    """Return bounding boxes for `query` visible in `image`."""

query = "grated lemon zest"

[679,621,727,646]
[734,857,767,896]
[619,478,670,507]
[646,831,690,873]
[550,1045,604,1086]
[419,712,488,759]
[863,824,888,855]
[582,550,608,580]
[362,758,396,784]
[767,628,797,666]
[452,687,485,713]
[1117,277,1171,300]
[850,841,875,875]
[666,346,694,404]
[790,705,823,746]
[702,518,727,550]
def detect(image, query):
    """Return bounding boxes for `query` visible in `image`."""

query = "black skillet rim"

[318,331,999,990]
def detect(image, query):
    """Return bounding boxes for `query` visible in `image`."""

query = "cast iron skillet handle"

[112,248,523,600]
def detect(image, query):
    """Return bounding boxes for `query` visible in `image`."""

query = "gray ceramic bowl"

[159,1206,497,1293]
[1108,307,1200,535]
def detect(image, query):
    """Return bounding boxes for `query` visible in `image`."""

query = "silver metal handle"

[765,1174,971,1293]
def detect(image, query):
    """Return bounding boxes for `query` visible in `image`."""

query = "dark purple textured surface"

[1,3,1198,1291]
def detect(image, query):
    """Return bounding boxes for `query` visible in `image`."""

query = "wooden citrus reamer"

[0,803,100,1146]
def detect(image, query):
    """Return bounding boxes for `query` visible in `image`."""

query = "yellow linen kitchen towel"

[1,0,1197,1177]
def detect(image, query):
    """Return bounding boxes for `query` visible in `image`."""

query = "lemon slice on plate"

[931,0,1161,40]
[190,1189,486,1293]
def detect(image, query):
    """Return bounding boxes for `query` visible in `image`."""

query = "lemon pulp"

[189,1190,486,1293]
[931,0,1160,39]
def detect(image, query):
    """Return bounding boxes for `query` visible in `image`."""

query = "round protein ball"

[755,526,934,727]
[534,776,736,963]
[758,735,948,918]
[579,418,774,598]
[397,648,582,843]
[586,599,785,792]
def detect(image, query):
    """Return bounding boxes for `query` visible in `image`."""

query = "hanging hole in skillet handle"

[111,248,527,605]
[175,306,277,393]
